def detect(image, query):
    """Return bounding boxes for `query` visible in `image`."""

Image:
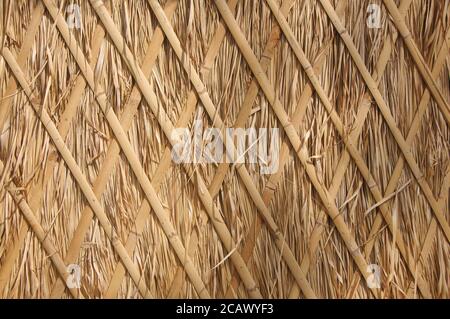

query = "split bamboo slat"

[146,0,315,298]
[2,4,112,297]
[89,0,262,298]
[0,0,448,298]
[215,0,379,298]
[0,2,47,292]
[264,0,433,298]
[1,47,154,298]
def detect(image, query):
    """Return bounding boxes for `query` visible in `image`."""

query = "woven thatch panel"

[0,0,449,298]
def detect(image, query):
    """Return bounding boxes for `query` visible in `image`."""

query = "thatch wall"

[0,0,449,298]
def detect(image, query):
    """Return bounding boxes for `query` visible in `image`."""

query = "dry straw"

[0,0,448,298]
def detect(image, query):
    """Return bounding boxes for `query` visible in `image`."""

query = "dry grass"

[0,0,448,298]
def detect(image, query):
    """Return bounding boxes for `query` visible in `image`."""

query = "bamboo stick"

[146,0,319,298]
[1,18,109,299]
[50,0,180,299]
[215,0,379,298]
[289,0,425,298]
[365,27,450,257]
[208,0,297,198]
[317,0,450,242]
[265,0,437,297]
[0,0,447,299]
[1,47,154,298]
[405,168,450,296]
[0,4,46,295]
[104,0,241,299]
[382,0,450,125]
[89,0,263,298]
[40,0,210,299]
[290,0,426,298]
[224,0,345,298]
[346,26,450,298]
[268,0,448,298]
[0,160,81,298]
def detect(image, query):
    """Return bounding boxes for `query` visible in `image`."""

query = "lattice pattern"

[0,0,448,298]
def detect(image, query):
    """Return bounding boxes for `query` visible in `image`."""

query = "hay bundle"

[0,0,448,298]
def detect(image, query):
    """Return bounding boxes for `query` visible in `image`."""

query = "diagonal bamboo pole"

[317,0,450,242]
[50,0,181,299]
[223,0,347,298]
[1,47,153,298]
[146,0,317,298]
[1,0,444,299]
[266,0,435,297]
[0,3,44,134]
[207,0,298,198]
[364,26,450,257]
[104,0,242,299]
[40,0,210,299]
[163,0,298,298]
[344,27,450,297]
[292,0,445,298]
[0,160,81,298]
[0,3,46,295]
[1,12,111,299]
[406,168,450,297]
[382,0,450,125]
[89,0,264,298]
[215,0,379,298]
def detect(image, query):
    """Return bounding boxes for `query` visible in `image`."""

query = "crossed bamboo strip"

[265,0,447,297]
[0,3,46,295]
[264,0,450,299]
[0,159,82,298]
[165,0,297,296]
[49,0,181,299]
[223,0,349,297]
[215,0,410,298]
[214,0,379,298]
[0,6,113,298]
[145,0,319,298]
[382,0,450,125]
[364,20,450,259]
[267,0,434,297]
[405,168,450,297]
[90,0,278,298]
[345,26,450,298]
[317,0,450,242]
[296,0,440,298]
[39,0,210,299]
[207,0,298,198]
[293,0,450,298]
[165,0,299,298]
[223,0,446,300]
[104,0,243,298]
[146,0,316,298]
[0,0,446,299]
[88,0,263,298]
[0,2,109,295]
[0,4,44,134]
[55,0,262,298]
[1,46,155,298]
[289,0,441,298]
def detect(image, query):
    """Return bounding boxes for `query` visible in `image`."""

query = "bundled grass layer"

[0,0,448,298]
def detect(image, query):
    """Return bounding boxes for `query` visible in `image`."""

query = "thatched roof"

[0,0,449,298]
